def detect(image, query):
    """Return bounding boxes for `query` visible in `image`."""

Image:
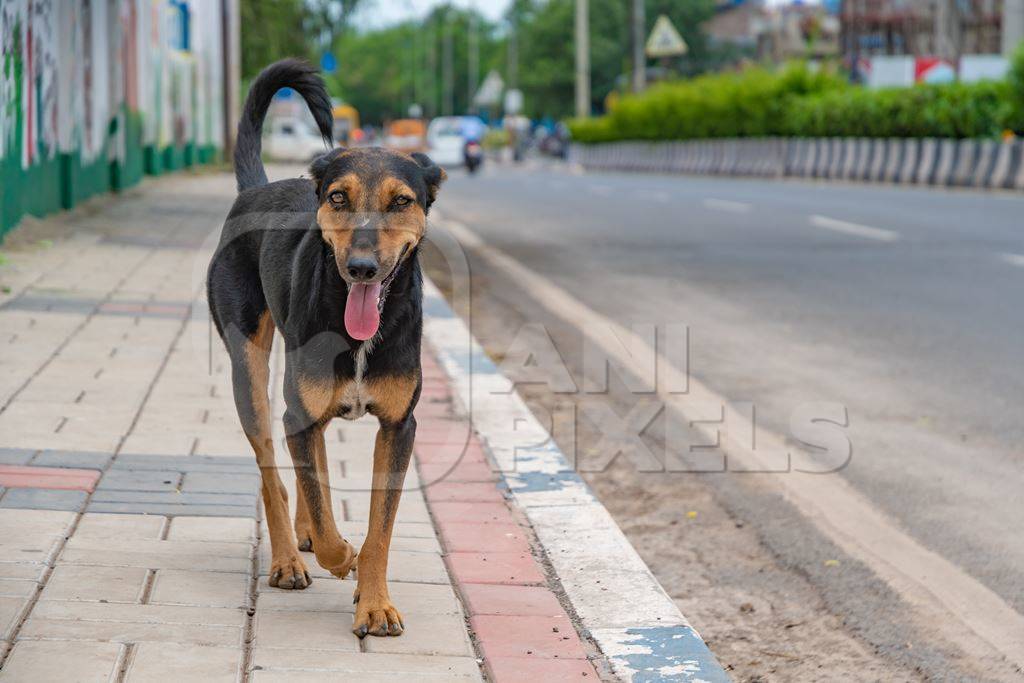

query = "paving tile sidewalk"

[0,172,609,682]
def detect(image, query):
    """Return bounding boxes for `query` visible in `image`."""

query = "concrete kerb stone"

[839,138,856,180]
[899,139,920,184]
[934,138,958,186]
[916,138,939,185]
[784,139,800,176]
[802,138,817,178]
[825,138,842,179]
[419,277,730,682]
[852,138,869,181]
[974,139,992,187]
[1013,139,1024,190]
[698,141,712,175]
[868,139,887,182]
[952,139,979,186]
[987,140,1012,188]
[972,140,996,188]
[571,137,1021,192]
[818,138,832,179]
[884,139,904,183]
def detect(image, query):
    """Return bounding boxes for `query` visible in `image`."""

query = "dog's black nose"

[346,257,378,281]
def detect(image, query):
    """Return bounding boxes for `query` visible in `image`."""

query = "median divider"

[571,137,1024,191]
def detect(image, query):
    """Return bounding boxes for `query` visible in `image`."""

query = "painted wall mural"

[1,0,234,237]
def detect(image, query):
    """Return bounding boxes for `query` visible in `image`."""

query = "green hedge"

[570,63,844,142]
[1008,41,1024,133]
[786,81,1014,138]
[569,57,1024,142]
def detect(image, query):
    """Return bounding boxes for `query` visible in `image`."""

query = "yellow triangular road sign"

[646,15,688,58]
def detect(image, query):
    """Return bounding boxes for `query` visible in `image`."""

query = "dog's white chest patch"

[338,344,372,420]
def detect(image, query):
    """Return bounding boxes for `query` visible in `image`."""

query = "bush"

[482,128,511,150]
[787,81,1015,138]
[568,61,1022,142]
[1008,40,1024,133]
[569,63,844,142]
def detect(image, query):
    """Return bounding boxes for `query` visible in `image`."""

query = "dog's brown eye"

[392,196,412,208]
[329,191,347,207]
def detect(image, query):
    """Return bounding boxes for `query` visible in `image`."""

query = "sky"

[352,0,820,30]
[353,0,513,29]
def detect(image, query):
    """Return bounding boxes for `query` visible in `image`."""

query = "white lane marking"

[638,190,670,202]
[702,198,752,213]
[999,252,1024,267]
[441,217,1024,674]
[810,214,899,242]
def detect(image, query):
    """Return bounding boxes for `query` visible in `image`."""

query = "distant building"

[839,0,1004,63]
[706,0,840,62]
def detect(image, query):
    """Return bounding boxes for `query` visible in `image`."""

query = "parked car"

[384,119,428,154]
[264,117,330,162]
[426,116,486,167]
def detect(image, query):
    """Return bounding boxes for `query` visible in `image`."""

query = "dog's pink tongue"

[344,282,382,340]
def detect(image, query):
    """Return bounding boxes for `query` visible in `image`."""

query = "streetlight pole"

[468,9,479,113]
[427,16,437,117]
[631,0,645,92]
[575,0,590,117]
[508,12,518,91]
[443,9,454,116]
[1005,0,1024,55]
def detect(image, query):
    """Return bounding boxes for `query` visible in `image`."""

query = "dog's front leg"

[353,414,415,637]
[284,412,358,579]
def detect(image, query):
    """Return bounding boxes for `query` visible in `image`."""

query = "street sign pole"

[575,0,590,118]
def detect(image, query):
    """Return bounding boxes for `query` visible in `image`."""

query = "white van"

[264,118,330,162]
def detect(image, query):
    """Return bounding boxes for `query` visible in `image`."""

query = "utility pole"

[443,9,454,116]
[508,14,519,90]
[631,0,646,93]
[575,0,590,117]
[934,0,961,63]
[427,16,438,117]
[468,10,479,113]
[413,24,421,110]
[405,0,418,114]
[1005,0,1024,55]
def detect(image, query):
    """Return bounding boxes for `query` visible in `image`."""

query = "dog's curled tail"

[234,58,333,192]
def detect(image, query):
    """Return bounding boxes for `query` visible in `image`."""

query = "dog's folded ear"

[310,148,344,195]
[411,152,447,207]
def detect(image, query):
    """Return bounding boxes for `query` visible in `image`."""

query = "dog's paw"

[269,553,311,590]
[316,539,357,579]
[295,521,314,552]
[352,588,403,638]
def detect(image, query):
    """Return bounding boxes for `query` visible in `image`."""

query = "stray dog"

[207,59,445,638]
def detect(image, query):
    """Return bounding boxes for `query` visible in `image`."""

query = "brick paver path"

[0,173,485,681]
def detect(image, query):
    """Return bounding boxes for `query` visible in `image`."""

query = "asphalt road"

[425,161,1024,679]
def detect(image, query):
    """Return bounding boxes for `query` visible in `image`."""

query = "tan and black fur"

[207,60,445,638]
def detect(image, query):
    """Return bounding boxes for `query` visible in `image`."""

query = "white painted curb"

[419,271,730,682]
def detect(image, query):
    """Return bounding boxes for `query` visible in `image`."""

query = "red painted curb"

[416,348,599,682]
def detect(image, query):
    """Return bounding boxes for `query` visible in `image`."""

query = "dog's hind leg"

[227,311,310,590]
[294,486,314,552]
[283,376,357,582]
[293,441,330,553]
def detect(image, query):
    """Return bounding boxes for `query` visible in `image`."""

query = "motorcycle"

[464,140,484,174]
